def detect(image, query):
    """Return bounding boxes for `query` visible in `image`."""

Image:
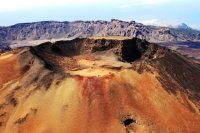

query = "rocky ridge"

[0,19,200,47]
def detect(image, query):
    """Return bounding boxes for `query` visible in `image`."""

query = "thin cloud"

[120,5,132,8]
[139,19,200,30]
[139,19,179,27]
[0,0,104,12]
[190,25,200,30]
[144,0,169,5]
[120,0,169,8]
[0,0,170,12]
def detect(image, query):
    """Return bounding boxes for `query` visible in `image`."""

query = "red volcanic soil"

[0,38,200,133]
[0,52,21,84]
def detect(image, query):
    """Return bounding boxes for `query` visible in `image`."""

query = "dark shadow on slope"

[51,38,84,56]
[121,39,142,62]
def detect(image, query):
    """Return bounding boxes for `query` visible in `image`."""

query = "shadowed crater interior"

[121,40,142,62]
[122,118,136,127]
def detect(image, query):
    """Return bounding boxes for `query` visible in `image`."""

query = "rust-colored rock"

[0,38,200,133]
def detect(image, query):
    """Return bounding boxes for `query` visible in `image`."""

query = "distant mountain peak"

[176,23,191,29]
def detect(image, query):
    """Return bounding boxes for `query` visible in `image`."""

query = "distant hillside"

[0,19,200,46]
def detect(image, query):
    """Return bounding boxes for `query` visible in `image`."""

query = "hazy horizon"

[0,0,199,29]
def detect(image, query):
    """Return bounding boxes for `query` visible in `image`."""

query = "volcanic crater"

[0,38,200,133]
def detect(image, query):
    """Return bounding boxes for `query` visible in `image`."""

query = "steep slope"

[0,38,200,133]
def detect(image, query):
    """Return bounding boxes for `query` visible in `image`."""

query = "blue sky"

[0,0,199,29]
